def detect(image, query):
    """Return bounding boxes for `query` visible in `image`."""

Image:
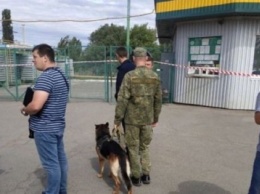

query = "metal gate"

[0,47,37,101]
[68,46,119,102]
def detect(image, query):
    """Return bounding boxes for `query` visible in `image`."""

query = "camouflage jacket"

[114,66,162,125]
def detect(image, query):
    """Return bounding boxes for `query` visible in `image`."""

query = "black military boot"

[141,174,150,184]
[131,176,141,186]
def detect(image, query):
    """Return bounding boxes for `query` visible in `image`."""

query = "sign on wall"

[188,36,221,77]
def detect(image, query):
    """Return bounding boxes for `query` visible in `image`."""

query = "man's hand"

[20,107,28,116]
[151,122,158,128]
[114,124,120,129]
[112,124,120,136]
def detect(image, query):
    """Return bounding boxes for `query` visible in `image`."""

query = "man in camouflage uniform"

[114,47,162,186]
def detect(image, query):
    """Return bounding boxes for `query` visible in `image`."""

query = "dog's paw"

[97,173,103,178]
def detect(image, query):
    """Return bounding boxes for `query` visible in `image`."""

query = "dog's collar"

[97,135,111,150]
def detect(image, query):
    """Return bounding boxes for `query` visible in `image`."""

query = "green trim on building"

[156,3,260,21]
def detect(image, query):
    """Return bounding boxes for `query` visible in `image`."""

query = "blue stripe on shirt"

[29,68,69,132]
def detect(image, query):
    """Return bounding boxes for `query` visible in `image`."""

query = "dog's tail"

[119,155,132,192]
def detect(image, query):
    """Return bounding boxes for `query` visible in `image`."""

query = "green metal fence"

[0,46,71,101]
[0,45,171,103]
[0,47,34,101]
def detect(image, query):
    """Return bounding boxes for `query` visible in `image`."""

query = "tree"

[57,35,82,61]
[130,24,157,48]
[2,9,14,44]
[130,24,160,61]
[89,23,158,48]
[75,45,107,75]
[60,24,162,75]
[88,23,160,59]
[89,24,126,46]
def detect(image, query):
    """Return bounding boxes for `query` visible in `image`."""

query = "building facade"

[155,0,260,110]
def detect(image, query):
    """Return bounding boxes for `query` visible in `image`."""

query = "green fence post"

[65,58,70,102]
[4,45,8,89]
[169,65,175,103]
[104,47,109,102]
[14,49,19,101]
[109,46,116,103]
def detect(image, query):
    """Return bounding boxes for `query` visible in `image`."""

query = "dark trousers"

[249,151,260,194]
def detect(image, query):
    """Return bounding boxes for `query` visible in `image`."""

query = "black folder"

[23,87,34,106]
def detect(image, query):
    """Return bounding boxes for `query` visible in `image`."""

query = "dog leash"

[112,125,121,139]
[112,125,126,151]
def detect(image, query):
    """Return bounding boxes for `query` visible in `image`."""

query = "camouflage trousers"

[125,124,153,178]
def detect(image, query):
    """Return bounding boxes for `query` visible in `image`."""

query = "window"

[188,36,221,78]
[252,36,260,75]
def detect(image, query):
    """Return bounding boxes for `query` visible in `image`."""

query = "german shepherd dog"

[95,122,132,194]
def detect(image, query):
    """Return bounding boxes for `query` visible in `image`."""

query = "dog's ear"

[105,122,109,127]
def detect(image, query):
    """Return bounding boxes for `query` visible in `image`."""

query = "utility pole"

[126,0,130,55]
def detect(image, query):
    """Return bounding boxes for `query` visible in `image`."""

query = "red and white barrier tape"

[72,60,117,64]
[0,64,33,67]
[155,61,260,77]
[1,60,260,77]
[0,60,118,67]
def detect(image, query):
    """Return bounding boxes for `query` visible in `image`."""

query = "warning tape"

[0,64,33,67]
[0,60,118,67]
[155,61,260,77]
[1,60,260,77]
[72,60,117,64]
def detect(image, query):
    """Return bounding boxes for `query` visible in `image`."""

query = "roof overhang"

[155,1,260,44]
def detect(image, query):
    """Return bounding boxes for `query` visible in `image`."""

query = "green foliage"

[88,23,159,49]
[130,24,157,48]
[57,35,82,61]
[76,45,107,75]
[88,23,161,61]
[57,23,162,76]
[2,9,14,44]
[89,24,126,46]
[80,45,106,61]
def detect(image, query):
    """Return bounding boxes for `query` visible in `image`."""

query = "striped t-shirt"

[29,67,69,133]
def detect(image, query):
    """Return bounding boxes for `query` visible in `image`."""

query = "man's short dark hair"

[147,56,154,62]
[116,47,127,58]
[32,44,55,62]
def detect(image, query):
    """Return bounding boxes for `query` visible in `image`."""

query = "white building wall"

[173,17,260,110]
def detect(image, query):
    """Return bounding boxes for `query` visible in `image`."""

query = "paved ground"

[0,100,258,194]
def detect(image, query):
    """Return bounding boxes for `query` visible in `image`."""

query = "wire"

[0,9,155,23]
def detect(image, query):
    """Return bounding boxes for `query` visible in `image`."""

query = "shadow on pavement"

[34,168,46,188]
[169,180,231,194]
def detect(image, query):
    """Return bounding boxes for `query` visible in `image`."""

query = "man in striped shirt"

[21,44,69,194]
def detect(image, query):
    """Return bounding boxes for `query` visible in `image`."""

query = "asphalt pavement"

[0,101,258,194]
